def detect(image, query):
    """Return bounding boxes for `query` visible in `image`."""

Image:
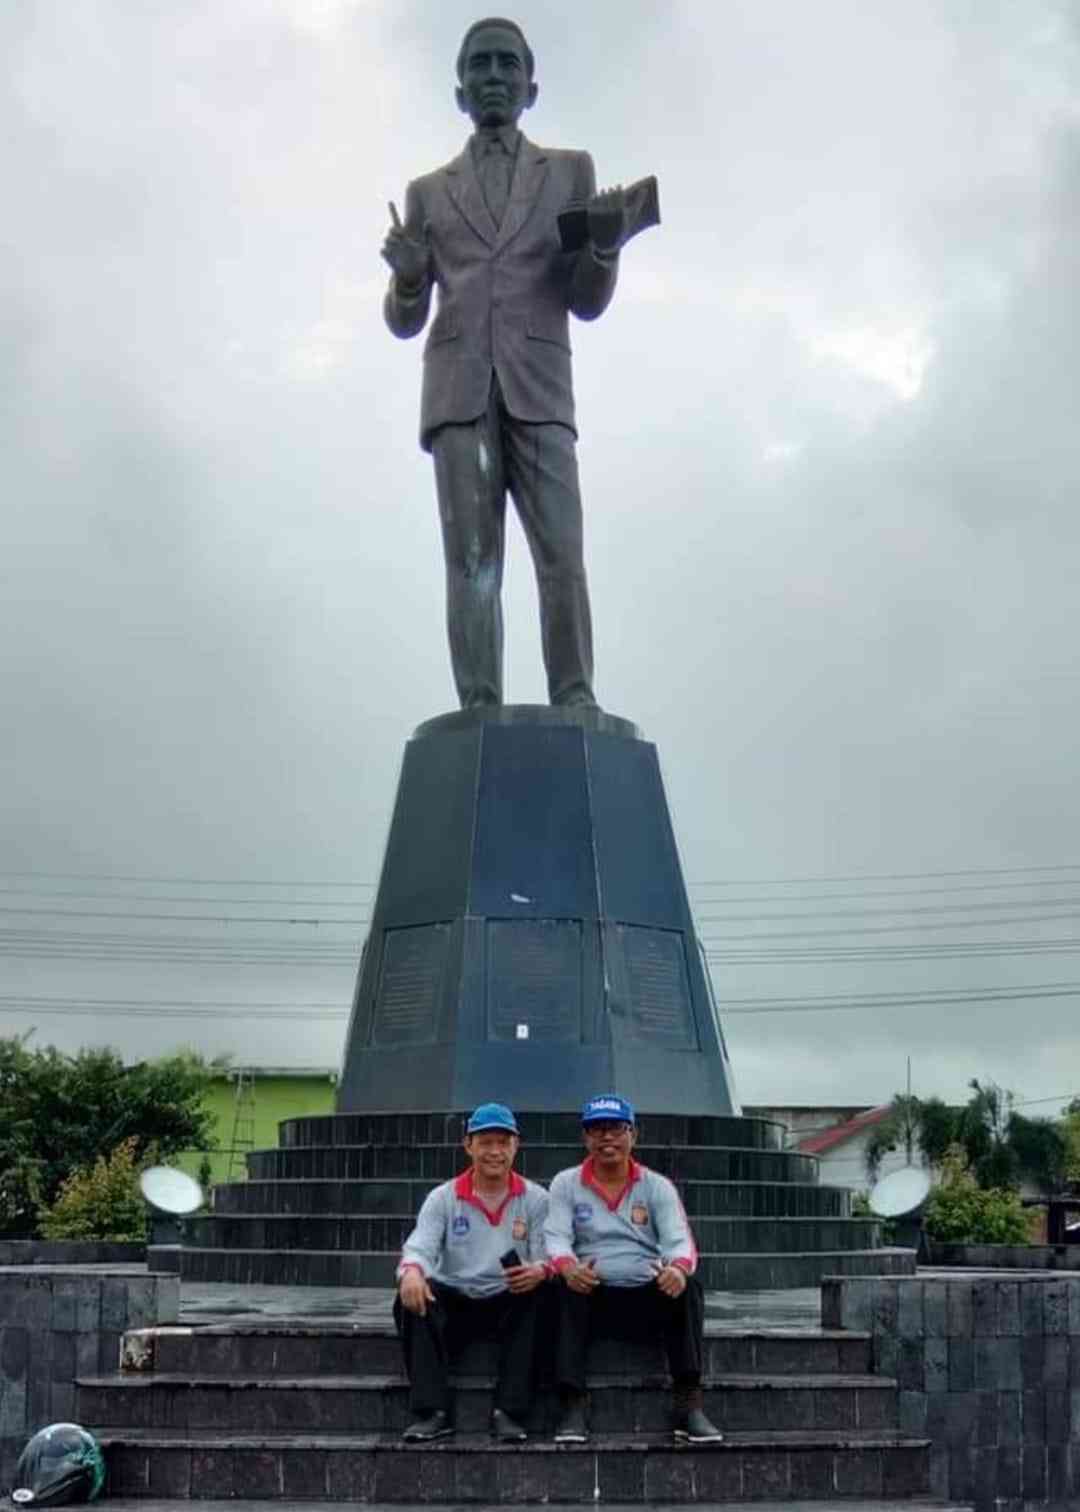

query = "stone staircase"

[117,1111,945,1504]
[80,1319,943,1504]
[150,1111,916,1291]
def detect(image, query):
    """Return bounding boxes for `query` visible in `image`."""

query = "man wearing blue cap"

[394,1102,549,1442]
[544,1094,723,1444]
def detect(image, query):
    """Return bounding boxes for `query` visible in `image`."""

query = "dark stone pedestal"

[337,706,738,1115]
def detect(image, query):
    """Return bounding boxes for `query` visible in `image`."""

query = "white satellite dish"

[868,1165,931,1218]
[139,1165,204,1215]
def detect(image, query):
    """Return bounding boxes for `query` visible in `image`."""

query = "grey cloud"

[3,1,1079,1105]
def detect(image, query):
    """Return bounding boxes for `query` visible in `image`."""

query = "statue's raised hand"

[381,201,432,290]
[586,184,627,257]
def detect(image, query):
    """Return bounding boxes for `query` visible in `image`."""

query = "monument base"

[337,706,738,1116]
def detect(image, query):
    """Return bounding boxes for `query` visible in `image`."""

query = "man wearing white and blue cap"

[394,1102,549,1443]
[544,1093,723,1444]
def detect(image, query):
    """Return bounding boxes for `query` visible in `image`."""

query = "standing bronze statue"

[382,18,655,710]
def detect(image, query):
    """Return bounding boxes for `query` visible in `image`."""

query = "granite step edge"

[96,1428,930,1450]
[152,1247,913,1260]
[128,1323,869,1342]
[98,1502,970,1512]
[84,1372,897,1391]
[96,1503,971,1512]
[198,1211,881,1227]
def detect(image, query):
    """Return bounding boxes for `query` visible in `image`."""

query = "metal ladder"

[226,1067,257,1181]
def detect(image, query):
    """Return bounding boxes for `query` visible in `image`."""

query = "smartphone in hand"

[499,1248,522,1269]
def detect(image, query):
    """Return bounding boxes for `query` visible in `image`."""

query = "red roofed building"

[745,1103,918,1193]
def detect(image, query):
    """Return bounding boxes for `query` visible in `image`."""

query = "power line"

[688,863,1080,885]
[0,869,375,887]
[0,927,360,963]
[723,983,1080,1015]
[8,931,1080,969]
[7,877,1080,908]
[6,860,1080,891]
[696,898,1080,924]
[6,982,1080,1022]
[702,911,1080,943]
[703,938,1080,963]
[0,906,367,926]
[10,899,1077,930]
[0,944,358,967]
[0,886,371,907]
[0,994,347,1020]
[0,928,358,951]
[0,995,346,1008]
[7,1005,346,1020]
[721,978,1080,1005]
[690,877,1080,905]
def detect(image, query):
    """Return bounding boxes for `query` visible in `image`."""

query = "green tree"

[0,1037,218,1236]
[38,1137,149,1242]
[864,1093,959,1182]
[1060,1101,1080,1185]
[921,1080,1070,1194]
[957,1079,1018,1189]
[922,1147,1030,1245]
[1006,1111,1068,1197]
[0,1034,46,1234]
[863,1080,1071,1198]
[915,1096,959,1167]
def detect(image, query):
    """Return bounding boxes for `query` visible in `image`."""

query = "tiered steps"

[150,1112,916,1291]
[81,1321,941,1504]
[97,1504,972,1512]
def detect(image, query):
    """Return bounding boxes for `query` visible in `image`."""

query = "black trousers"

[430,378,595,709]
[555,1275,706,1393]
[393,1280,542,1418]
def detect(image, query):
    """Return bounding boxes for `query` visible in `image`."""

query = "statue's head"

[455,18,538,130]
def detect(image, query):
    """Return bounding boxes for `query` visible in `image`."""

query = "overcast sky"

[3,0,1080,1116]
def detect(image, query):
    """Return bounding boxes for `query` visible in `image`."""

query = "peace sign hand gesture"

[381,201,432,291]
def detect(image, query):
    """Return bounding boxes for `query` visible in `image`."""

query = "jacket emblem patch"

[630,1203,649,1226]
[511,1217,527,1241]
[573,1202,593,1224]
[451,1214,470,1237]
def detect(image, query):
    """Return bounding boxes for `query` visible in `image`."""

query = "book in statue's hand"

[557,175,660,254]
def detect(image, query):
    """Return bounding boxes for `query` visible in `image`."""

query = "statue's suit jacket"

[385,135,618,453]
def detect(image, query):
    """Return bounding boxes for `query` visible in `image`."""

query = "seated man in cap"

[394,1102,549,1442]
[544,1093,723,1445]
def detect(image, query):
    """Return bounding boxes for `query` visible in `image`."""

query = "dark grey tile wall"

[0,1268,177,1490]
[822,1271,1080,1509]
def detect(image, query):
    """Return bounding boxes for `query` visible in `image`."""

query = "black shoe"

[491,1407,527,1443]
[402,1409,454,1442]
[554,1396,588,1443]
[673,1405,724,1444]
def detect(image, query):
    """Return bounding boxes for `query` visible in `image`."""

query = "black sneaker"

[491,1407,527,1442]
[402,1409,454,1442]
[554,1396,588,1443]
[673,1405,724,1444]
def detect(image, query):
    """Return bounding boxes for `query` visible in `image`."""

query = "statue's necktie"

[481,140,512,228]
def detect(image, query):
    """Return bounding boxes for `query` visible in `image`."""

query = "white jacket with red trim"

[544,1159,698,1288]
[397,1170,549,1299]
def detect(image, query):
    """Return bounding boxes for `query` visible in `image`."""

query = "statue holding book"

[381,16,658,710]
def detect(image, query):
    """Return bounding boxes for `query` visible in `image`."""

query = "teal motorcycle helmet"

[10,1424,105,1506]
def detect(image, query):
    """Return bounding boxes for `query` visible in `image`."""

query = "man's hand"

[654,1263,688,1299]
[563,1257,600,1294]
[398,1268,435,1315]
[586,185,627,258]
[381,201,432,290]
[504,1262,546,1295]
